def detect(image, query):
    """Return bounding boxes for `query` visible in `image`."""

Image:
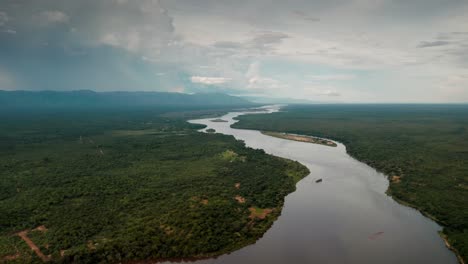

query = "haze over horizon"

[1,0,468,103]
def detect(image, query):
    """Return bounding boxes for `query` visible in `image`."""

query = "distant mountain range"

[0,90,253,110]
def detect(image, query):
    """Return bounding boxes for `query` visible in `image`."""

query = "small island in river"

[262,131,337,147]
[211,119,229,123]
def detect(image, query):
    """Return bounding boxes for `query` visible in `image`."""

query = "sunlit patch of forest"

[0,108,309,263]
[234,104,468,262]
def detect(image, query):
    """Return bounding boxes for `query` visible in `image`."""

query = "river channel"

[179,106,457,264]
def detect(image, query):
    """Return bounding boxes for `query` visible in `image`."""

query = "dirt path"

[17,230,50,262]
[249,207,273,219]
[235,195,246,203]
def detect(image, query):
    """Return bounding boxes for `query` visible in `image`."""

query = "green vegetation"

[220,150,246,163]
[234,104,468,263]
[211,119,228,123]
[0,108,309,263]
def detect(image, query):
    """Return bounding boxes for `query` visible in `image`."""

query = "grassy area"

[233,104,468,263]
[0,108,309,263]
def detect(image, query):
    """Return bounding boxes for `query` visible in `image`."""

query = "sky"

[1,0,468,103]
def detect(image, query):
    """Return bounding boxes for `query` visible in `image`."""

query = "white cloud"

[100,33,120,47]
[248,31,289,49]
[245,62,261,80]
[41,10,69,24]
[308,74,356,81]
[0,11,8,26]
[246,62,285,90]
[191,76,231,85]
[436,73,468,101]
[317,90,341,97]
[0,69,16,90]
[210,31,289,57]
[247,76,284,90]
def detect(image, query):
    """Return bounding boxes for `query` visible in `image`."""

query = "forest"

[0,107,309,263]
[233,104,468,263]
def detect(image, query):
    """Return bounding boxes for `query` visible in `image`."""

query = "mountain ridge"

[0,90,252,109]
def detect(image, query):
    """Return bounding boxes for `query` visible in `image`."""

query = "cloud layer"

[0,0,468,102]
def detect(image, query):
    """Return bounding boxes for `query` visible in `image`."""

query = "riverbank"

[265,129,464,264]
[261,131,337,147]
[262,130,464,264]
[440,233,466,264]
[177,107,458,263]
[232,104,466,263]
[0,108,311,263]
[130,153,310,264]
[388,192,465,264]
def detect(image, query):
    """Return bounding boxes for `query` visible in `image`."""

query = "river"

[178,106,458,264]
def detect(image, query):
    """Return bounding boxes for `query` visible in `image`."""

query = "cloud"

[90,0,175,56]
[100,33,122,47]
[211,31,289,55]
[2,0,468,101]
[451,31,468,35]
[308,74,355,81]
[417,40,452,48]
[246,62,285,90]
[0,69,16,90]
[41,10,69,24]
[304,85,341,97]
[318,90,341,97]
[247,76,284,90]
[249,31,289,49]
[292,10,320,22]
[191,76,231,85]
[212,41,244,50]
[0,11,14,34]
[0,11,8,26]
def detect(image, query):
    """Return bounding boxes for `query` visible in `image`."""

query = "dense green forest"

[0,107,309,263]
[233,104,468,263]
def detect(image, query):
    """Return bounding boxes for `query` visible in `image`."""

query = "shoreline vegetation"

[0,107,310,263]
[440,233,467,264]
[132,154,309,264]
[211,119,229,123]
[233,104,468,263]
[389,194,466,264]
[261,131,337,147]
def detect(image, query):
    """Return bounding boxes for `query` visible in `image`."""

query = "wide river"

[180,106,457,264]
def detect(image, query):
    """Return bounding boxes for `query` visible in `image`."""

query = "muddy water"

[177,106,457,264]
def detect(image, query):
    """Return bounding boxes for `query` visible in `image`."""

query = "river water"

[180,106,457,264]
